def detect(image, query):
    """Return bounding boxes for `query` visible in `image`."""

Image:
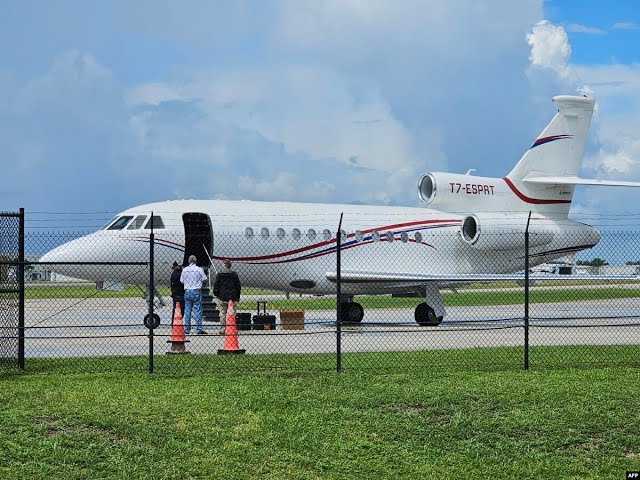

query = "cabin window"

[385,231,394,242]
[127,215,147,230]
[371,231,380,242]
[355,230,363,242]
[107,216,133,230]
[144,216,165,229]
[400,232,409,243]
[101,216,118,230]
[245,227,254,238]
[261,227,270,239]
[307,229,317,241]
[276,228,286,239]
[340,230,347,242]
[322,229,331,241]
[292,228,301,240]
[415,232,423,243]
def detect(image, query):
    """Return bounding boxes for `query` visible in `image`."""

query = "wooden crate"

[279,309,304,330]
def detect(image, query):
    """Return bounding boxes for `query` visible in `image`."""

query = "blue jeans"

[183,289,203,334]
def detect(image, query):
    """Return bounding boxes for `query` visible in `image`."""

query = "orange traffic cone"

[217,300,246,355]
[167,302,190,354]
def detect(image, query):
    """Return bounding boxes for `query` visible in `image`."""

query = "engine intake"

[417,173,436,203]
[460,213,556,250]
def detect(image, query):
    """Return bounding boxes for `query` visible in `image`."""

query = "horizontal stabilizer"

[326,270,640,286]
[523,176,640,188]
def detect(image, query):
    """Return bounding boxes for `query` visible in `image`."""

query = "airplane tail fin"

[503,95,595,216]
[507,95,596,182]
[419,95,640,217]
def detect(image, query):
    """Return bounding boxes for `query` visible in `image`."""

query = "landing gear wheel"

[341,302,364,323]
[415,303,441,326]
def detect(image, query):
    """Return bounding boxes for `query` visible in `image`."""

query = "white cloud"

[612,22,640,30]
[128,66,423,187]
[212,66,418,173]
[126,83,185,107]
[566,23,606,34]
[5,0,640,227]
[270,0,540,64]
[598,149,636,174]
[571,63,640,185]
[237,172,298,201]
[123,0,543,193]
[574,63,640,98]
[526,20,573,79]
[4,0,559,213]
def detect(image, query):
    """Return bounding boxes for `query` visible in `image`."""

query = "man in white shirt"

[180,255,208,335]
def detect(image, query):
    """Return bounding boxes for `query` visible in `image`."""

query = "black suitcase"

[236,312,252,331]
[252,301,276,330]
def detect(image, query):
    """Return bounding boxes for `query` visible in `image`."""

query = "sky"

[1,0,640,233]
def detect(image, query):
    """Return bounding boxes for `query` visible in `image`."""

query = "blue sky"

[1,0,640,234]
[545,0,640,64]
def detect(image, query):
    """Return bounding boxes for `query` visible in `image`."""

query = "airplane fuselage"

[40,199,600,296]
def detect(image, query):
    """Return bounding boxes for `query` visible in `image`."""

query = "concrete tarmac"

[18,296,640,358]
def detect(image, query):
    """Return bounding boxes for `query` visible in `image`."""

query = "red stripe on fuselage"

[211,218,459,262]
[503,178,571,204]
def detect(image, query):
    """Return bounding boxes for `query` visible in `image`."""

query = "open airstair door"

[182,213,213,269]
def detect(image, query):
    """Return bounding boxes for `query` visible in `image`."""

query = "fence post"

[18,208,25,370]
[524,211,531,371]
[148,211,155,374]
[336,213,343,373]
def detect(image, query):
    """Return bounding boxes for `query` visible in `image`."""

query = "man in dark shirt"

[170,261,185,322]
[213,259,241,333]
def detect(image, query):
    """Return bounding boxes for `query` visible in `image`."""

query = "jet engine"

[418,172,506,212]
[459,213,557,250]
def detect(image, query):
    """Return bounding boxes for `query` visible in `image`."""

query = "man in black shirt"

[213,259,241,333]
[170,261,185,321]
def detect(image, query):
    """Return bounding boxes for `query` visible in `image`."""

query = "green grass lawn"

[23,283,640,310]
[2,347,640,479]
[23,285,278,300]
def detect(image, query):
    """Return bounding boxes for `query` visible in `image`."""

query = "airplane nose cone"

[40,237,85,263]
[39,245,67,263]
[39,236,98,280]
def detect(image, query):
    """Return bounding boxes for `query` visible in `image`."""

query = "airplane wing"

[325,270,640,285]
[522,176,640,187]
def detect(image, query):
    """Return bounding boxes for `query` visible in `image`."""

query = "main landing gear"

[414,302,443,326]
[338,296,443,326]
[340,300,364,323]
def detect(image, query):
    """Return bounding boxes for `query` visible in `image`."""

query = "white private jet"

[40,95,640,325]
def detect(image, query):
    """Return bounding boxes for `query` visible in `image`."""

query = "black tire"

[144,313,161,330]
[341,302,364,323]
[415,303,441,326]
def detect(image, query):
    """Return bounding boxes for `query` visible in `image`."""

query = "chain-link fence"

[3,211,640,374]
[0,211,22,372]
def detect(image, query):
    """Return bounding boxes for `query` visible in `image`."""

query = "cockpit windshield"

[127,215,148,230]
[107,216,134,230]
[144,216,165,229]
[101,216,118,230]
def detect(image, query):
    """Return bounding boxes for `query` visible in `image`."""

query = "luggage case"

[252,301,276,330]
[236,312,252,331]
